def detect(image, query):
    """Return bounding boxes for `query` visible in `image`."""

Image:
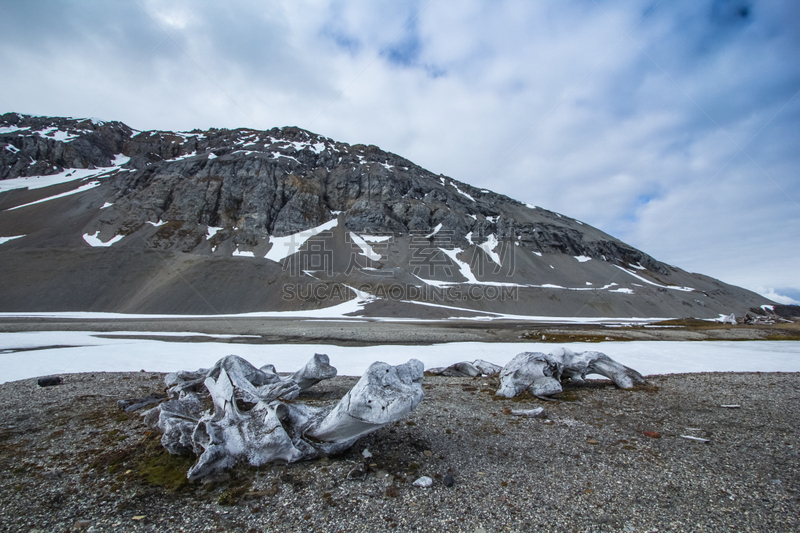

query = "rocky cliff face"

[0,113,771,317]
[0,114,131,179]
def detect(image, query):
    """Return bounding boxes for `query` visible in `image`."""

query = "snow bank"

[0,332,797,384]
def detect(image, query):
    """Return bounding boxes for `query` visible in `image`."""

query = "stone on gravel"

[346,462,368,480]
[117,392,166,412]
[413,476,433,488]
[37,376,62,387]
[510,407,548,418]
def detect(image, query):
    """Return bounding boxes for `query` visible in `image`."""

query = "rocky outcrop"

[2,113,661,269]
[0,113,132,179]
[0,113,773,317]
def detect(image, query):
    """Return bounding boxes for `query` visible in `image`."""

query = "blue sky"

[1,0,798,303]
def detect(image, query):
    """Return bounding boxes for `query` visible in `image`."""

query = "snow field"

[1,330,798,384]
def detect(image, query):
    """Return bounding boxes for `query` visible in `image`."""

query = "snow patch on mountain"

[350,233,381,261]
[0,235,25,245]
[265,218,339,262]
[614,265,694,292]
[479,234,502,266]
[83,231,124,247]
[8,181,101,211]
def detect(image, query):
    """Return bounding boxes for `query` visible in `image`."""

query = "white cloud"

[757,289,800,306]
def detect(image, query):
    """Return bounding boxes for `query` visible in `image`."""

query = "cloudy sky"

[1,0,798,303]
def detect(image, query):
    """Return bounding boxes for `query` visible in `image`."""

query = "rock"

[37,376,63,387]
[680,435,711,444]
[117,392,166,412]
[72,520,92,531]
[443,474,455,487]
[0,113,131,181]
[510,407,548,418]
[42,469,64,480]
[643,431,661,439]
[413,476,433,488]
[346,462,368,480]
[385,485,401,498]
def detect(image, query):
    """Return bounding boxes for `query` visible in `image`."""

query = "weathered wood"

[147,354,424,481]
[496,348,646,398]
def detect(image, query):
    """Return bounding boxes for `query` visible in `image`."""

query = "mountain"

[0,112,772,319]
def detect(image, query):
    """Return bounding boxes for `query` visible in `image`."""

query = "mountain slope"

[0,113,771,318]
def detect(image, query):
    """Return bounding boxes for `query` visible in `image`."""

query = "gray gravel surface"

[1,371,798,532]
[1,317,798,345]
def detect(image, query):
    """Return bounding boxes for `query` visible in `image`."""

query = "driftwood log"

[430,348,646,398]
[496,348,647,398]
[426,359,502,377]
[144,354,424,480]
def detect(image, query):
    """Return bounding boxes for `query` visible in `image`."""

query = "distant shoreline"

[1,315,798,344]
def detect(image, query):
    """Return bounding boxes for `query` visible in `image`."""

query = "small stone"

[680,435,711,444]
[117,392,167,412]
[42,469,64,479]
[587,439,599,445]
[37,375,62,387]
[362,448,373,459]
[643,431,661,439]
[346,462,368,480]
[423,450,433,457]
[385,485,401,498]
[443,474,455,487]
[131,516,146,521]
[72,520,92,531]
[412,476,433,488]
[510,407,548,418]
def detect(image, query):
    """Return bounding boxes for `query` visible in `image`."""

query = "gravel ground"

[1,317,798,345]
[1,370,798,532]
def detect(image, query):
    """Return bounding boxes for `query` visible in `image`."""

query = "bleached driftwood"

[146,354,424,480]
[427,359,502,377]
[558,348,646,389]
[162,353,334,403]
[496,352,564,398]
[496,348,646,399]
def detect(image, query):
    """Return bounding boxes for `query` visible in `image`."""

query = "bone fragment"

[495,348,646,398]
[496,352,564,398]
[149,355,423,481]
